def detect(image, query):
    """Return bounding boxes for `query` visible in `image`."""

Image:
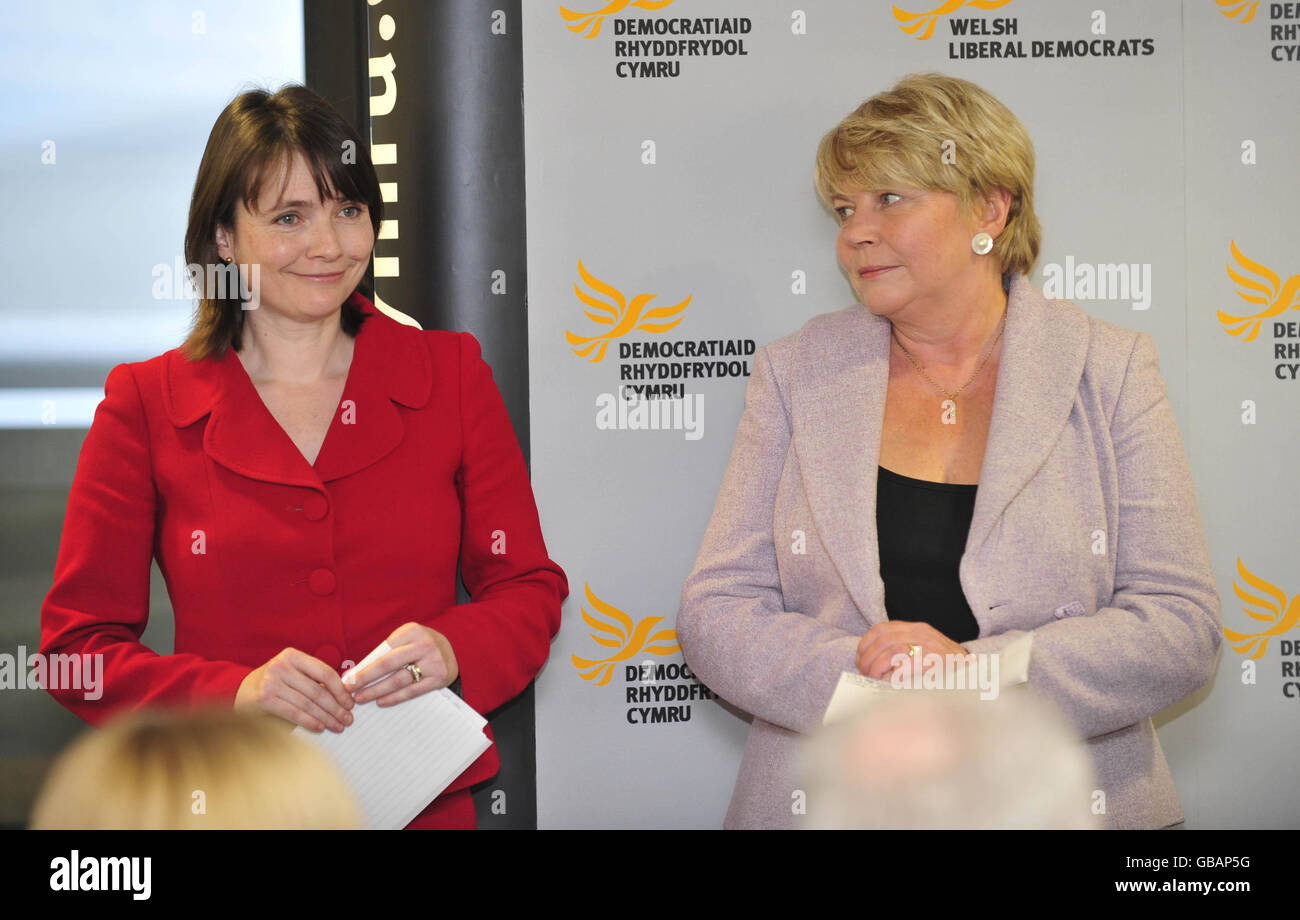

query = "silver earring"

[971,232,993,255]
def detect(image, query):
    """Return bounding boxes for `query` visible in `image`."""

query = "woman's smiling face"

[215,151,374,325]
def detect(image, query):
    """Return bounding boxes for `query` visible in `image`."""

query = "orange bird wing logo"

[1218,241,1300,342]
[565,260,690,363]
[559,0,677,39]
[1223,558,1299,659]
[892,0,1013,40]
[571,583,681,686]
[1217,0,1259,23]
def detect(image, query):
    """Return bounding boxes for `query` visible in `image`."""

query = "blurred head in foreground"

[798,690,1100,829]
[30,707,361,829]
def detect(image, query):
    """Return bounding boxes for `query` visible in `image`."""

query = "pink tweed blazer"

[678,275,1221,829]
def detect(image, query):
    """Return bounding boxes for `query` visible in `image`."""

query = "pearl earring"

[971,232,993,255]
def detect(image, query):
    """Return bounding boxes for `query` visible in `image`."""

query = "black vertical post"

[306,0,537,830]
[303,1,371,141]
[364,1,530,446]
[305,1,377,298]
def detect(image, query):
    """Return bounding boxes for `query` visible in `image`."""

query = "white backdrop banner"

[523,0,1299,829]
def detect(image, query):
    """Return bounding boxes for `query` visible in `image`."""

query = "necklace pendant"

[941,398,957,425]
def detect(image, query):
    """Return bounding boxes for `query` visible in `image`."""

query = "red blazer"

[40,293,568,829]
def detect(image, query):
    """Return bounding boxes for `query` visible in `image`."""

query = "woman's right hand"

[234,648,354,733]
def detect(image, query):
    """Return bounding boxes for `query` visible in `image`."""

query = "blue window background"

[0,0,303,825]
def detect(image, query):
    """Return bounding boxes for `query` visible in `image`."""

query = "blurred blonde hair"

[815,72,1041,279]
[30,708,362,829]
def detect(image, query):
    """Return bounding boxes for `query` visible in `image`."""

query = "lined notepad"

[294,641,490,830]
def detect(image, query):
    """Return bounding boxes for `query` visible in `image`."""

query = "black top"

[875,466,980,643]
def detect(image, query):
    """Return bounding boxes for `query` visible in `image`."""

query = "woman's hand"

[856,621,969,680]
[235,647,355,733]
[345,623,458,706]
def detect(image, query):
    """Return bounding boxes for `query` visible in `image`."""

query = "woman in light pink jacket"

[678,73,1221,830]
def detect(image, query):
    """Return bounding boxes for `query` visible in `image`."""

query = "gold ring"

[907,643,921,658]
[406,663,422,683]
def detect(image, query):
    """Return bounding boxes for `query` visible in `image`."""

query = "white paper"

[340,639,399,690]
[822,633,1034,726]
[294,641,490,830]
[822,671,896,726]
[997,632,1032,686]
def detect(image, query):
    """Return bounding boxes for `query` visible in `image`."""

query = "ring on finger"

[406,663,422,684]
[907,643,921,659]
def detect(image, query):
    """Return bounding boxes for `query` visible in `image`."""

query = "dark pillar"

[306,0,537,830]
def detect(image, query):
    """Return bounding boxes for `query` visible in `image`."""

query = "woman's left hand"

[345,622,459,706]
[856,621,968,680]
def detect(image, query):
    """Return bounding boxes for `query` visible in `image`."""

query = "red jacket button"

[301,493,328,521]
[308,568,336,596]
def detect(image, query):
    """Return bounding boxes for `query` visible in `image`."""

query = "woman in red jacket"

[39,85,568,829]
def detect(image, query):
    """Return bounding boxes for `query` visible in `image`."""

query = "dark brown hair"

[181,85,382,360]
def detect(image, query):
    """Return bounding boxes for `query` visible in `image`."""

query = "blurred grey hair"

[797,689,1100,829]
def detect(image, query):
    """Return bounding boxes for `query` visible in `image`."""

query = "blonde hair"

[30,708,362,829]
[815,72,1041,278]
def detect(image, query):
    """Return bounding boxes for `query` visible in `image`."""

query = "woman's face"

[831,185,987,320]
[215,151,374,325]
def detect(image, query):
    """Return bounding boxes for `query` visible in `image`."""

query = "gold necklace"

[891,310,1006,402]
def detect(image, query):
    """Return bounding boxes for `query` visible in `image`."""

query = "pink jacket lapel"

[786,275,1091,626]
[967,277,1090,556]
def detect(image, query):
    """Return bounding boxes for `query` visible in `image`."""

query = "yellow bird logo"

[571,583,681,686]
[559,0,678,39]
[1218,241,1300,342]
[565,260,690,363]
[892,0,1013,40]
[1223,558,1299,659]
[1217,0,1259,24]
